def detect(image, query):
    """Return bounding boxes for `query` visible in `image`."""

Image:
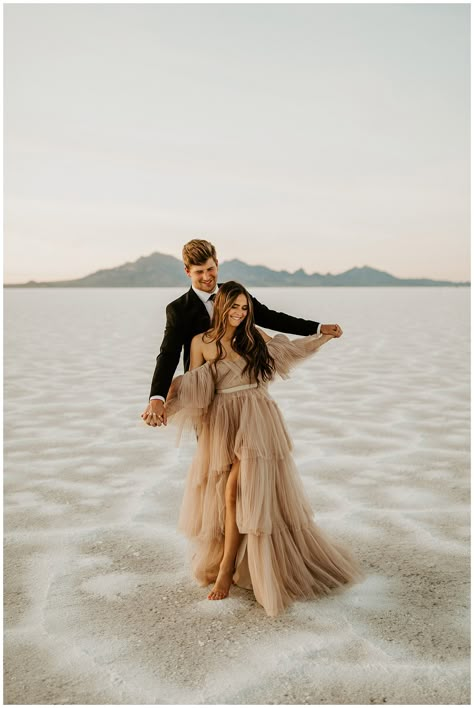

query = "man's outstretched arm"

[252,296,342,337]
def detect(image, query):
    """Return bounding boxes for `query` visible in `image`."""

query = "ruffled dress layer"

[166,333,364,617]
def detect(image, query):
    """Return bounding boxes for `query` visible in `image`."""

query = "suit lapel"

[187,287,211,329]
[188,286,209,314]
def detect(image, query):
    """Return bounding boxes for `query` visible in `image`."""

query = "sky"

[4,3,471,283]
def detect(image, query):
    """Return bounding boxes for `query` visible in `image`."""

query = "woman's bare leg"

[208,460,243,600]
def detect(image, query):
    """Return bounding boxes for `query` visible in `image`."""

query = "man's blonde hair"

[182,239,217,269]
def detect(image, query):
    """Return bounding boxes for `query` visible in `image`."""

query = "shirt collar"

[192,284,219,303]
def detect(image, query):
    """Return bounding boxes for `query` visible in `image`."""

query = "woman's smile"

[227,293,248,328]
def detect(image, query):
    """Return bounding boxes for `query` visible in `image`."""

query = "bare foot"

[207,566,234,600]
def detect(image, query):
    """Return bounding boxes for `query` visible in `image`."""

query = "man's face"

[185,258,218,293]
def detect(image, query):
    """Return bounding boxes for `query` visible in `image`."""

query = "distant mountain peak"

[343,265,390,274]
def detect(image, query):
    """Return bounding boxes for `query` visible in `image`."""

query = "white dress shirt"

[191,284,218,318]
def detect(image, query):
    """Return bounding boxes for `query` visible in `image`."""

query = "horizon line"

[3,251,470,285]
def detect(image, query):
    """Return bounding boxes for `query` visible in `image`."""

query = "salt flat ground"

[4,286,470,705]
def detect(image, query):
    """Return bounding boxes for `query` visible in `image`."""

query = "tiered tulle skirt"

[175,383,364,617]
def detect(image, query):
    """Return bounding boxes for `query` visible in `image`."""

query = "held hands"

[141,398,167,427]
[141,376,182,427]
[320,324,343,338]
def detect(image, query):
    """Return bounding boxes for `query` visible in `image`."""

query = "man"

[142,239,342,427]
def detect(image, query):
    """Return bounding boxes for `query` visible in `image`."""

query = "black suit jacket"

[149,286,320,400]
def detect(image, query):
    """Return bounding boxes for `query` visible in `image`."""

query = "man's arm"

[149,302,185,399]
[252,295,321,336]
[142,303,185,428]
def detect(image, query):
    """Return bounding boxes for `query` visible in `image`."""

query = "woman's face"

[227,293,248,329]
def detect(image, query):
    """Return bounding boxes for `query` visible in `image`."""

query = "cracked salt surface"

[4,286,470,705]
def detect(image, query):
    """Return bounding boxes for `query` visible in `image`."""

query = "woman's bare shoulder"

[191,331,217,362]
[191,331,213,347]
[256,327,272,343]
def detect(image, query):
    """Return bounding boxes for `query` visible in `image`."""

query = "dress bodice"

[211,357,259,390]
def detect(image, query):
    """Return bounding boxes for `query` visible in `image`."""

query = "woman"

[164,281,364,617]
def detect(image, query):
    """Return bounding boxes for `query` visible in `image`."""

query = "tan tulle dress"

[166,333,364,617]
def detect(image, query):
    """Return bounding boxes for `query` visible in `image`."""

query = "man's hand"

[141,399,167,427]
[320,324,343,337]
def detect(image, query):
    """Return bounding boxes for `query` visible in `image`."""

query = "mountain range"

[5,252,470,287]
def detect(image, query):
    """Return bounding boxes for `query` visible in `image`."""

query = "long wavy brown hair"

[204,281,275,384]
